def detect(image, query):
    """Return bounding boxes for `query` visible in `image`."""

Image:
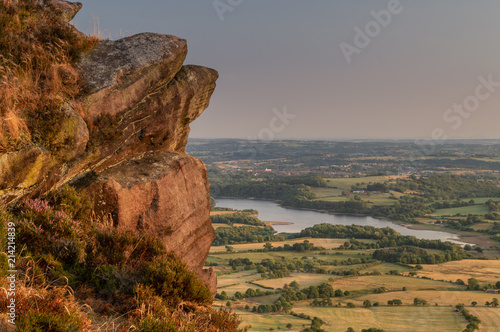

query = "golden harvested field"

[345,290,499,307]
[292,306,466,332]
[210,211,239,216]
[412,260,500,284]
[467,307,500,331]
[329,275,464,292]
[210,238,348,253]
[252,273,339,290]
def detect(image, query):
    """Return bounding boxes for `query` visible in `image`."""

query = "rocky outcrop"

[0,2,218,293]
[83,153,216,291]
[40,0,82,22]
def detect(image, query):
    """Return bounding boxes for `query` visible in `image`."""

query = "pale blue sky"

[75,1,500,140]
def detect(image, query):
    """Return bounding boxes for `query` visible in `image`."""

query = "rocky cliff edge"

[0,1,218,293]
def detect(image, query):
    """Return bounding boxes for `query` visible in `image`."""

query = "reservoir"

[215,198,467,244]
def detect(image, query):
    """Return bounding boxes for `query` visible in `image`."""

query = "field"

[210,238,349,253]
[311,187,398,206]
[291,306,467,332]
[209,249,373,264]
[329,275,464,292]
[218,270,262,287]
[251,273,338,290]
[324,176,406,190]
[234,310,310,332]
[468,197,500,204]
[467,307,500,332]
[411,260,500,284]
[431,204,490,216]
[344,290,499,307]
[207,230,500,331]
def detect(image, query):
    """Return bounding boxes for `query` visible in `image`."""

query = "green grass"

[324,176,401,190]
[468,197,500,204]
[311,187,345,197]
[209,250,372,264]
[431,204,490,216]
[358,263,411,275]
[311,187,399,206]
[291,306,467,332]
[251,273,339,290]
[218,270,262,287]
[235,310,310,332]
[210,238,349,253]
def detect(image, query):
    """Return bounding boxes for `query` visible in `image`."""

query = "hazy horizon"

[75,0,500,140]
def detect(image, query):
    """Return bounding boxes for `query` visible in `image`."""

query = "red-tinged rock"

[84,152,216,293]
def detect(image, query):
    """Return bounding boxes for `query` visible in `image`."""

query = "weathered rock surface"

[0,2,218,293]
[40,0,82,22]
[83,152,216,292]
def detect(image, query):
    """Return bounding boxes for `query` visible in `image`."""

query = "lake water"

[215,198,467,244]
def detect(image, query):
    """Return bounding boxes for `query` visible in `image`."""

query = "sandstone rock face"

[84,152,215,291]
[0,2,218,294]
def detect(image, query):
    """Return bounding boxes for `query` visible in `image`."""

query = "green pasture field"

[430,204,490,216]
[324,176,403,190]
[218,270,262,287]
[468,197,500,204]
[311,187,401,206]
[210,238,348,253]
[357,262,411,275]
[234,310,310,332]
[209,250,372,264]
[217,282,271,297]
[251,273,339,290]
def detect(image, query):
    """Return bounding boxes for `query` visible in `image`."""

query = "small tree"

[467,278,480,291]
[471,301,477,307]
[492,298,499,307]
[225,245,234,253]
[286,323,292,329]
[220,290,229,300]
[226,301,232,307]
[363,300,372,308]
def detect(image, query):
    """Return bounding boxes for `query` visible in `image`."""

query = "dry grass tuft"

[0,0,98,153]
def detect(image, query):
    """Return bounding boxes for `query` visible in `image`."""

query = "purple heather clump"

[24,198,50,213]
